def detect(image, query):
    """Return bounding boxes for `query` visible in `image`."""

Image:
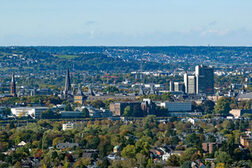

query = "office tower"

[174,82,185,92]
[10,73,17,97]
[195,65,214,95]
[169,81,174,92]
[184,73,196,94]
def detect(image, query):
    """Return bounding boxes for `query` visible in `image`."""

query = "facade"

[195,65,214,95]
[160,102,192,112]
[11,107,49,118]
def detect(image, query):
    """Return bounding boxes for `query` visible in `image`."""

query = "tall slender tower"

[10,73,17,97]
[64,67,71,97]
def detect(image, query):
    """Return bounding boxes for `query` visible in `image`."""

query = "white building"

[62,122,76,131]
[11,107,49,118]
[160,102,192,112]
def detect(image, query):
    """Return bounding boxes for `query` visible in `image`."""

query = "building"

[240,135,252,148]
[169,81,174,92]
[109,102,141,116]
[229,109,252,118]
[160,102,192,112]
[10,73,17,97]
[74,86,87,105]
[11,107,49,118]
[60,111,83,118]
[63,67,73,100]
[141,99,155,114]
[87,95,137,101]
[62,122,76,131]
[184,73,196,94]
[236,92,252,101]
[184,65,214,95]
[195,65,214,95]
[174,82,185,92]
[202,142,218,153]
[56,142,79,150]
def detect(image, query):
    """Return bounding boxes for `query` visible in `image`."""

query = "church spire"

[64,67,71,94]
[10,73,17,97]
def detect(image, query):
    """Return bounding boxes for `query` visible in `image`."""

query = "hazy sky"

[0,0,252,46]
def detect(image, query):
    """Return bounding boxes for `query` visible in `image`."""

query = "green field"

[55,54,79,59]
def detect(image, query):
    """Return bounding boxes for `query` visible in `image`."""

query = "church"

[62,68,87,105]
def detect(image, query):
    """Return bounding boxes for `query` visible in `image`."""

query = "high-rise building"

[169,81,174,92]
[174,82,185,92]
[184,65,214,95]
[10,73,17,97]
[195,65,214,95]
[184,73,196,94]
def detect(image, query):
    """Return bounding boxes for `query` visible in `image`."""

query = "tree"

[166,155,180,166]
[3,108,11,116]
[40,109,58,119]
[181,161,192,168]
[104,86,119,93]
[185,133,201,148]
[136,153,147,168]
[214,97,234,115]
[64,104,73,111]
[201,100,215,114]
[121,145,136,158]
[90,100,105,109]
[82,108,89,118]
[123,106,131,116]
[215,151,232,165]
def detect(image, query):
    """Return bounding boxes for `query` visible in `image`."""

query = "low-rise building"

[11,107,49,118]
[240,135,252,148]
[62,122,76,131]
[60,111,83,118]
[159,101,192,112]
[229,109,252,118]
[202,142,218,153]
[56,142,79,150]
[109,102,141,116]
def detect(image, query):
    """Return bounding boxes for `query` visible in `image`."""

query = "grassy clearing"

[55,55,79,59]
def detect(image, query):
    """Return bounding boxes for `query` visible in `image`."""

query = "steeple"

[74,85,87,105]
[138,85,145,96]
[64,67,71,95]
[76,86,84,96]
[88,84,95,96]
[10,73,17,97]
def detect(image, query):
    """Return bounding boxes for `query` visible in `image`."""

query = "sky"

[0,0,252,46]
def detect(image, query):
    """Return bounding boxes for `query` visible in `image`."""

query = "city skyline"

[0,0,252,46]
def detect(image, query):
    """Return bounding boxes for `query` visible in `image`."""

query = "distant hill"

[0,46,251,73]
